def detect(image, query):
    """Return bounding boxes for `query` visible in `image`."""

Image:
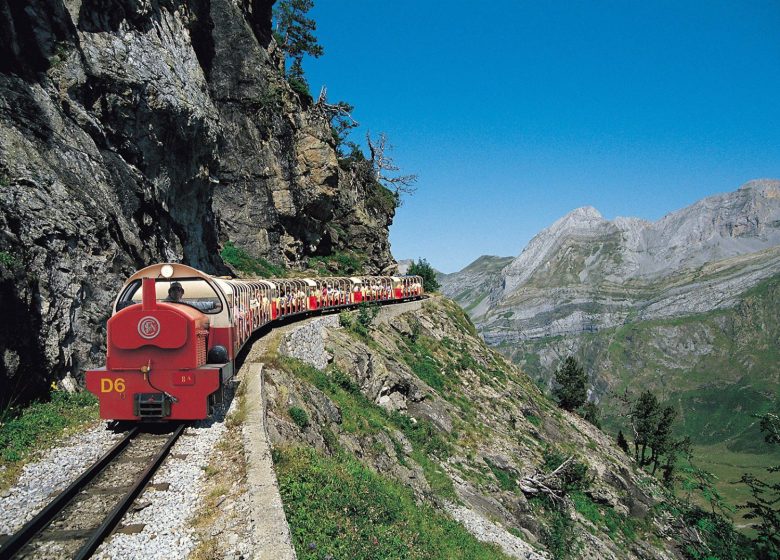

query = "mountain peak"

[565,206,603,220]
[739,178,780,192]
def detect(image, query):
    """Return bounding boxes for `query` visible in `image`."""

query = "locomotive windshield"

[117,278,223,314]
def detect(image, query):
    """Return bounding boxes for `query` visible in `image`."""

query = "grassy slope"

[275,446,509,560]
[264,299,702,559]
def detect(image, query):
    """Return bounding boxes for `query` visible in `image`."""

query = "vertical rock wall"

[0,0,395,406]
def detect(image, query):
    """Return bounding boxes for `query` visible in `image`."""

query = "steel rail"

[0,428,140,560]
[73,423,187,560]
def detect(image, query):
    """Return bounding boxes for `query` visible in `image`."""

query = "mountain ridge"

[442,180,780,343]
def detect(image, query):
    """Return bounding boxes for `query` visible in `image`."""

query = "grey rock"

[0,0,395,407]
[443,180,780,343]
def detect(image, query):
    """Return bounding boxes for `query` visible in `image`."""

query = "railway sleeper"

[37,528,97,541]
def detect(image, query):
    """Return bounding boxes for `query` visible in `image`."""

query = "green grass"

[220,241,285,277]
[365,182,399,214]
[401,337,449,393]
[524,412,542,427]
[279,358,455,498]
[571,492,638,543]
[307,250,365,275]
[686,441,780,531]
[274,446,510,559]
[1,390,98,489]
[484,458,517,492]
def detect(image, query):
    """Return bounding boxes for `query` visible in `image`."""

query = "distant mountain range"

[443,179,780,344]
[440,180,780,501]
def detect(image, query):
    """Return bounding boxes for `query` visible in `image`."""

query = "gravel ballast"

[0,424,122,535]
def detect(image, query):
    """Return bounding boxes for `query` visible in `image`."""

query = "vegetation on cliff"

[0,390,98,490]
[255,296,755,558]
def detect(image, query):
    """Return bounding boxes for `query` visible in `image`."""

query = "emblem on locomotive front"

[137,316,161,339]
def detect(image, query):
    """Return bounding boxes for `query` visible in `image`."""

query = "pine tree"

[273,0,323,98]
[274,0,324,62]
[631,390,660,465]
[552,357,588,412]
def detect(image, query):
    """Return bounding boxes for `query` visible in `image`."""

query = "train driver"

[164,281,215,311]
[165,281,185,302]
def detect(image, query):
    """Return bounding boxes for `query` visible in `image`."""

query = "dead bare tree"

[518,455,574,505]
[366,131,418,198]
[315,86,359,130]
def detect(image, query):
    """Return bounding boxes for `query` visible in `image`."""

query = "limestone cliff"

[0,0,395,406]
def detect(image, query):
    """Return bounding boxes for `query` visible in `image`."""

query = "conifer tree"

[631,390,661,464]
[552,357,588,412]
[273,0,323,97]
[274,0,324,62]
[408,259,439,292]
[617,430,629,453]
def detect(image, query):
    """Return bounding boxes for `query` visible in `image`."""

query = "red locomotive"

[85,263,423,421]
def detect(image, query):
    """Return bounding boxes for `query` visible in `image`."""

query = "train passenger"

[262,295,270,320]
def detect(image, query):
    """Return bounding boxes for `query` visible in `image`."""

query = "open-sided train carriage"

[86,263,423,421]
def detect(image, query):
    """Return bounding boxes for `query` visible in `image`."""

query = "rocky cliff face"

[0,0,395,406]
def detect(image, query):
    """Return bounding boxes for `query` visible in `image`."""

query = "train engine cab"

[86,264,233,421]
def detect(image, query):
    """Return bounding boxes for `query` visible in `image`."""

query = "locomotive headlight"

[160,264,174,278]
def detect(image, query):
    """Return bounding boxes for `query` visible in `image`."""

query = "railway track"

[0,424,186,560]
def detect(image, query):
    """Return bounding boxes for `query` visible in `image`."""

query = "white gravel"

[93,389,241,560]
[445,503,548,559]
[0,423,122,535]
[0,387,245,560]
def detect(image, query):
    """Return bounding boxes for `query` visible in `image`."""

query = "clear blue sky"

[303,1,780,273]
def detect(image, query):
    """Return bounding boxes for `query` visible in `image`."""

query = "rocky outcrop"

[259,297,684,558]
[0,0,395,406]
[438,255,513,318]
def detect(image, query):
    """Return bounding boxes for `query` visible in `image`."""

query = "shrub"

[339,303,379,339]
[356,302,379,329]
[0,251,17,268]
[307,251,364,275]
[578,401,601,428]
[541,506,577,559]
[288,406,309,429]
[365,181,398,214]
[542,448,591,493]
[220,241,285,277]
[287,75,312,100]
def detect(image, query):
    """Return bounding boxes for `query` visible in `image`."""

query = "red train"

[85,263,423,421]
